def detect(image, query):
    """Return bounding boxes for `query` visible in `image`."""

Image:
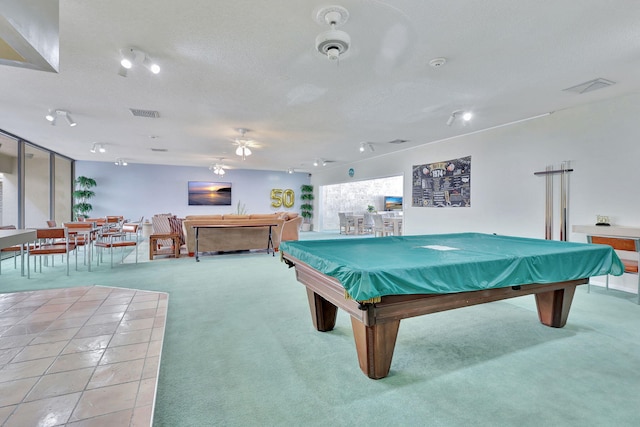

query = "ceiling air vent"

[150,148,167,152]
[563,78,615,94]
[129,108,160,118]
[387,139,408,144]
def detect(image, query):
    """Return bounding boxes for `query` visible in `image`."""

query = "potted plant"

[300,184,314,231]
[367,204,376,213]
[73,176,97,220]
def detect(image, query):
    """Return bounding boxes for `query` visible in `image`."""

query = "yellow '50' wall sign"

[271,189,295,208]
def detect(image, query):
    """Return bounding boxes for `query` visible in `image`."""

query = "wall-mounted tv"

[188,181,232,206]
[384,196,403,211]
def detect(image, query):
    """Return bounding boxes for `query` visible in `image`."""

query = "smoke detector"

[315,6,351,61]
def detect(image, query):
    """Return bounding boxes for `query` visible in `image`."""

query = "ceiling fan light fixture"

[234,128,253,160]
[315,6,351,61]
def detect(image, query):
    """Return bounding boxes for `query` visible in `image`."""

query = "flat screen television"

[384,196,403,211]
[188,181,232,206]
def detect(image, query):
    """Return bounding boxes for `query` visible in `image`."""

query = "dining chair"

[63,221,98,270]
[27,228,76,278]
[362,213,375,234]
[372,214,393,237]
[587,235,640,304]
[338,212,355,234]
[95,223,139,267]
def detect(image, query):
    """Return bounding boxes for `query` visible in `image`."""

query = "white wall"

[311,92,640,294]
[75,161,310,221]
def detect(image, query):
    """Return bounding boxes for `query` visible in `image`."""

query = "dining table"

[0,228,37,276]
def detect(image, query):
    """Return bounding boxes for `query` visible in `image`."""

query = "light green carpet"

[1,234,639,426]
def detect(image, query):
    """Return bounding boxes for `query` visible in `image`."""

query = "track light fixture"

[287,168,294,174]
[90,143,106,153]
[446,110,473,126]
[359,142,375,153]
[45,109,77,127]
[118,47,160,77]
[114,158,128,166]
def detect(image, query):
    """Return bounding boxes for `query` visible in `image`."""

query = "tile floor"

[0,285,167,426]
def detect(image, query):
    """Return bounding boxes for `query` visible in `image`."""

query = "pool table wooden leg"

[534,285,576,328]
[351,318,400,379]
[306,289,338,332]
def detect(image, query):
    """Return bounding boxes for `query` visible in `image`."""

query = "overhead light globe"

[143,56,160,74]
[121,58,132,69]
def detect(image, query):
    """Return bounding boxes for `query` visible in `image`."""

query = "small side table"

[149,233,180,260]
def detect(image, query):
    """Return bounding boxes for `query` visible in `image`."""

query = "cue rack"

[534,161,573,241]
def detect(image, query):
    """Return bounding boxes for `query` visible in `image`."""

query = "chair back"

[36,227,68,240]
[588,236,640,253]
[106,216,123,224]
[122,223,139,234]
[338,212,347,225]
[46,220,57,227]
[363,213,375,226]
[64,221,97,230]
[84,217,107,226]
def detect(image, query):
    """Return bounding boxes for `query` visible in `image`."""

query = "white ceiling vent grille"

[563,78,615,94]
[129,108,160,118]
[150,148,167,152]
[388,139,408,144]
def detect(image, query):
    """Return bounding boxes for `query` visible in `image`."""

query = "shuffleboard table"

[280,233,624,379]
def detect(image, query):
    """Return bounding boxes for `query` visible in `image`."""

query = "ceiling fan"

[209,158,228,176]
[231,128,257,161]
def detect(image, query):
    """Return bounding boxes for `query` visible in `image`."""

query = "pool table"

[280,233,624,379]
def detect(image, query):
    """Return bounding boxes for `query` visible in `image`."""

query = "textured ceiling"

[1,0,640,173]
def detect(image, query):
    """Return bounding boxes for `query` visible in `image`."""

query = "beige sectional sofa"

[181,212,302,256]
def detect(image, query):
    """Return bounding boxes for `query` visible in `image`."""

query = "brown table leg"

[534,286,576,328]
[306,288,338,331]
[351,317,400,379]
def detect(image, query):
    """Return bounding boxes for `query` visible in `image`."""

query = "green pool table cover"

[280,233,625,301]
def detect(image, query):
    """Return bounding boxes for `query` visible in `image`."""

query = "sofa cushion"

[222,214,251,220]
[250,214,280,219]
[184,215,223,220]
